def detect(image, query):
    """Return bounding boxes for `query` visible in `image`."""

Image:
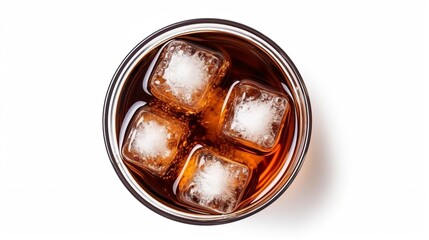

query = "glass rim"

[102,18,312,225]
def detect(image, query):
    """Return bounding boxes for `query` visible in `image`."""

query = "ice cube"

[220,80,289,151]
[176,145,251,214]
[121,106,187,176]
[149,40,229,112]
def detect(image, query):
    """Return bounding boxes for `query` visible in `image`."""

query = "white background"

[0,0,428,239]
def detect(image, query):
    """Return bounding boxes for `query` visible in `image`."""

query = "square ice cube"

[176,145,251,214]
[149,40,229,112]
[121,106,187,176]
[220,80,289,151]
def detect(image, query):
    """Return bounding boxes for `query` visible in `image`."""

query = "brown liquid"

[115,32,296,214]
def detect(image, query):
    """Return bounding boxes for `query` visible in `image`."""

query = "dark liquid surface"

[115,32,297,214]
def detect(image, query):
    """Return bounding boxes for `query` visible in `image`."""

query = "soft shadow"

[252,95,333,226]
